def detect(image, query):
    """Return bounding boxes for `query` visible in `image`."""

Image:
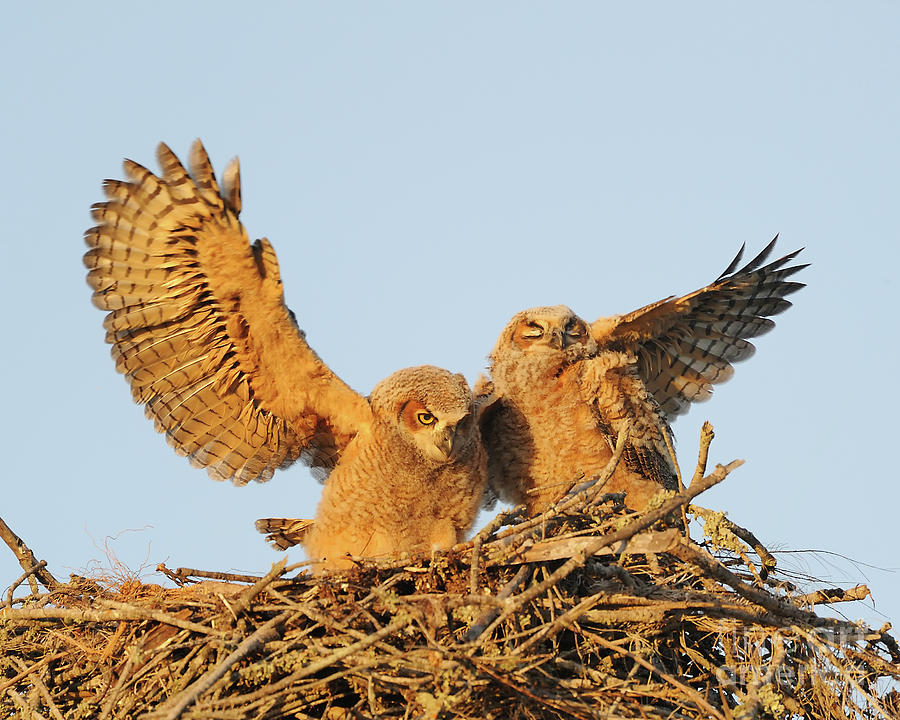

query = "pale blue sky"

[2,4,897,629]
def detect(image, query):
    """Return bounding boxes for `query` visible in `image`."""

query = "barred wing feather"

[590,237,807,417]
[84,140,372,484]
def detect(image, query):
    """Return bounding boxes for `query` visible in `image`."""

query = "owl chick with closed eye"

[84,139,487,571]
[479,240,806,514]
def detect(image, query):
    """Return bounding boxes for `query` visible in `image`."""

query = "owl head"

[369,365,477,463]
[490,305,596,364]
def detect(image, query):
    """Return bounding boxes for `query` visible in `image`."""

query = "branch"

[0,515,58,592]
[0,606,223,636]
[792,584,870,607]
[669,542,852,630]
[589,632,727,720]
[499,459,743,620]
[228,558,287,617]
[153,610,292,720]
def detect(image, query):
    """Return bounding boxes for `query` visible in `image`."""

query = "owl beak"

[435,424,459,462]
[548,328,564,350]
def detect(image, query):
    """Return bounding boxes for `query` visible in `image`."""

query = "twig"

[467,658,595,720]
[691,507,777,578]
[0,606,223,636]
[490,528,680,565]
[228,558,287,617]
[3,688,34,718]
[209,612,420,710]
[792,584,870,607]
[589,632,727,720]
[469,534,482,595]
[471,508,524,544]
[514,591,607,655]
[152,610,293,720]
[0,653,66,694]
[669,542,850,630]
[560,421,632,509]
[0,515,58,592]
[798,626,893,719]
[466,566,533,643]
[735,634,786,720]
[872,622,900,663]
[169,566,264,584]
[496,460,743,624]
[684,421,715,535]
[6,560,49,606]
[10,657,65,720]
[662,422,684,493]
[97,643,142,720]
[691,421,715,486]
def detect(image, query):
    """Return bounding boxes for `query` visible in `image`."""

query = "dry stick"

[490,460,743,633]
[723,518,776,576]
[5,560,48,606]
[588,632,727,720]
[514,591,608,655]
[690,422,715,486]
[0,653,67,695]
[465,565,533,643]
[97,644,143,720]
[205,612,419,710]
[734,634,787,720]
[467,658,594,720]
[792,584,870,607]
[686,422,715,535]
[872,623,900,663]
[227,558,287,618]
[797,626,893,719]
[0,606,223,636]
[169,562,309,585]
[472,508,525,544]
[169,566,264,585]
[553,427,629,507]
[691,507,777,579]
[152,610,293,720]
[9,657,65,720]
[469,534,482,595]
[668,542,851,631]
[3,687,36,718]
[0,515,58,592]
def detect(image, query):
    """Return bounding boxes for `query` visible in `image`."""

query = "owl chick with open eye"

[284,366,487,569]
[83,140,487,571]
[479,240,806,514]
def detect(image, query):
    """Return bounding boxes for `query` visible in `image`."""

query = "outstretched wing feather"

[591,237,806,417]
[84,139,372,484]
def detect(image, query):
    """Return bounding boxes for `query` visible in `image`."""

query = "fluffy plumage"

[480,240,806,513]
[297,366,486,569]
[84,140,486,569]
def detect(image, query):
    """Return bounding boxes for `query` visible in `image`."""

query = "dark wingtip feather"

[718,243,747,279]
[737,236,779,275]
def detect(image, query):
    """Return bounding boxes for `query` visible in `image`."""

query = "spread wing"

[84,140,373,484]
[589,237,806,417]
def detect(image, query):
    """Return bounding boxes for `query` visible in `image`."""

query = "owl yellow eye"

[522,322,544,338]
[416,411,436,426]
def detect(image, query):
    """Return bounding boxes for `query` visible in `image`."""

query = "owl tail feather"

[255,518,314,550]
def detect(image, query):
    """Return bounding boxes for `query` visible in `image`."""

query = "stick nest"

[2,426,899,719]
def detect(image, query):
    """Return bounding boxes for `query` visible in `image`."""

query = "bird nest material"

[2,425,899,719]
